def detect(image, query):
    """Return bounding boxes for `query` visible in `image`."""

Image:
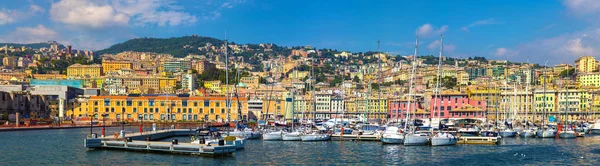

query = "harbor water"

[1,127,600,165]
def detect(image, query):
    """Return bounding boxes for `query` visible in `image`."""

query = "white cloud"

[0,9,16,25]
[416,24,448,37]
[495,48,508,56]
[50,0,199,28]
[461,18,500,31]
[563,0,600,15]
[426,39,456,53]
[0,25,58,43]
[29,5,44,14]
[0,5,44,25]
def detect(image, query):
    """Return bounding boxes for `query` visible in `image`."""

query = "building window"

[149,101,155,106]
[105,108,109,112]
[177,108,181,113]
[138,102,143,106]
[194,102,198,107]
[127,101,132,106]
[183,108,187,113]
[204,115,209,121]
[161,114,165,120]
[172,114,176,120]
[94,108,98,112]
[127,114,131,119]
[183,114,187,120]
[133,108,137,113]
[204,101,210,107]
[111,108,115,112]
[144,108,147,113]
[149,108,154,113]
[116,102,120,106]
[210,109,214,114]
[183,102,188,107]
[221,109,225,114]
[193,115,198,120]
[216,102,220,107]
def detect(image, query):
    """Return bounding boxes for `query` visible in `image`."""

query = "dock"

[331,134,381,141]
[457,136,499,145]
[84,129,238,156]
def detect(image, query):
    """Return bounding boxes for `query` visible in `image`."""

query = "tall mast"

[433,35,443,129]
[404,36,418,133]
[377,40,382,121]
[542,60,548,126]
[525,60,530,124]
[564,71,568,126]
[225,38,230,123]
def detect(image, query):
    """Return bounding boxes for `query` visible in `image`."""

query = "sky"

[1,0,600,65]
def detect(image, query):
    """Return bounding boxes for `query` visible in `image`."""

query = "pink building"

[429,90,487,119]
[389,97,428,120]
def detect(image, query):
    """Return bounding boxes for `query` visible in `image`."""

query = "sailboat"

[262,78,283,141]
[430,35,457,146]
[558,79,576,139]
[282,62,302,141]
[402,36,429,146]
[536,61,557,138]
[520,62,536,138]
[499,83,517,137]
[300,58,331,141]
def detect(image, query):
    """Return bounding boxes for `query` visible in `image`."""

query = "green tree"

[560,68,575,77]
[353,76,360,83]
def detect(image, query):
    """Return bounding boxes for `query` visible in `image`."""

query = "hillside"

[96,36,227,57]
[0,42,65,49]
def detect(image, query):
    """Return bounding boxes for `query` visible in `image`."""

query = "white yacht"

[431,132,457,146]
[262,130,283,141]
[381,126,404,144]
[403,133,429,146]
[282,131,302,141]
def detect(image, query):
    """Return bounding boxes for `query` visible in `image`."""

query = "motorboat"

[519,128,536,138]
[222,128,261,139]
[499,128,517,137]
[300,131,331,141]
[431,132,457,146]
[591,120,600,134]
[282,131,302,141]
[558,130,576,139]
[381,126,404,144]
[457,125,480,136]
[262,130,283,141]
[403,133,429,146]
[536,127,557,138]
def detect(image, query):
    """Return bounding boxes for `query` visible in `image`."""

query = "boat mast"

[542,60,548,127]
[525,60,530,124]
[225,38,230,123]
[433,35,443,133]
[564,73,568,127]
[378,40,383,122]
[404,36,418,133]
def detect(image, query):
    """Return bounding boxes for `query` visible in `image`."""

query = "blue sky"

[1,0,599,65]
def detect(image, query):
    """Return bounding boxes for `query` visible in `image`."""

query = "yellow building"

[2,56,18,69]
[102,61,132,74]
[33,74,67,80]
[578,72,600,88]
[67,64,102,78]
[575,56,596,73]
[240,76,260,88]
[159,78,177,91]
[533,88,557,121]
[204,80,222,93]
[69,96,248,122]
[553,64,572,75]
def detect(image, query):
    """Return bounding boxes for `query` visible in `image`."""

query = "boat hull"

[403,135,429,146]
[431,137,457,146]
[591,129,600,134]
[499,131,517,137]
[262,132,283,141]
[558,132,576,139]
[282,133,302,141]
[381,134,404,144]
[458,132,479,137]
[536,130,556,138]
[519,131,536,138]
[300,134,331,141]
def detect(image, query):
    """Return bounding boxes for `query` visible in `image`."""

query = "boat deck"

[84,129,238,156]
[331,134,381,141]
[457,136,499,145]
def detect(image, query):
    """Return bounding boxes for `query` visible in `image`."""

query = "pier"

[84,129,238,156]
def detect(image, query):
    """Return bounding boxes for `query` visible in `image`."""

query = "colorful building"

[102,61,133,74]
[429,90,486,120]
[67,64,102,78]
[69,95,248,122]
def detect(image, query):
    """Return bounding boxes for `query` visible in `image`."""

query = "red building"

[389,96,428,120]
[429,90,487,119]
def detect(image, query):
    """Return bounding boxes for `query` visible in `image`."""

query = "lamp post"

[102,114,108,137]
[139,114,143,134]
[89,114,94,136]
[121,108,125,133]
